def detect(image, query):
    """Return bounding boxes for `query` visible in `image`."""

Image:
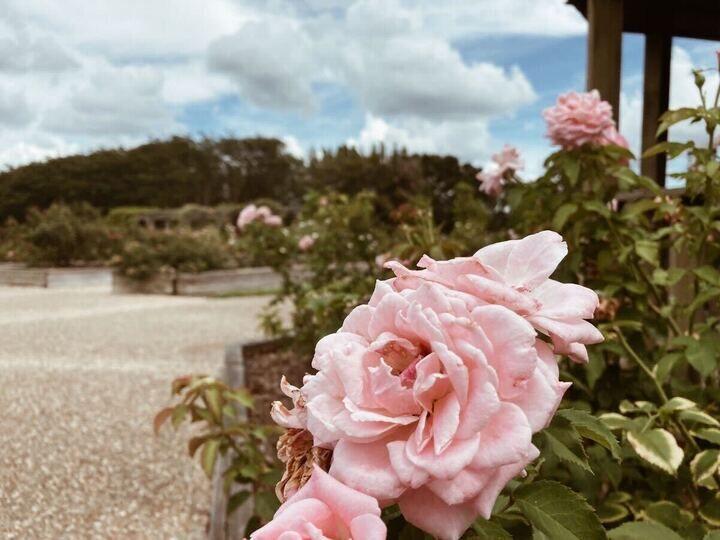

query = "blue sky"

[1,0,718,176]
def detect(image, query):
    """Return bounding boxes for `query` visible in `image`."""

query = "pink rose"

[475,169,503,197]
[387,230,602,363]
[492,145,523,175]
[476,145,523,197]
[298,234,315,251]
[543,90,615,149]
[599,126,629,150]
[237,204,283,229]
[296,278,568,538]
[250,465,386,540]
[237,204,260,230]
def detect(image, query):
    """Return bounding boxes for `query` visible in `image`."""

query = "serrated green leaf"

[691,450,720,489]
[201,438,220,479]
[693,428,720,445]
[558,409,621,459]
[627,429,684,475]
[543,428,592,473]
[471,518,512,539]
[514,481,605,540]
[608,520,684,540]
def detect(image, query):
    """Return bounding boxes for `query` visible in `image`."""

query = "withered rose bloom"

[275,428,332,502]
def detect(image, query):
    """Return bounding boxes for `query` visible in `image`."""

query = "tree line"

[0,136,480,223]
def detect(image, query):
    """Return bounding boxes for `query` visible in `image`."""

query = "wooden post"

[587,0,623,122]
[641,33,672,185]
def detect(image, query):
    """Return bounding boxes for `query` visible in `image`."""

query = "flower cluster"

[476,144,523,197]
[543,90,628,150]
[237,204,283,230]
[257,231,601,540]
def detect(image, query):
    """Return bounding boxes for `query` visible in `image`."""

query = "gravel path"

[0,287,270,539]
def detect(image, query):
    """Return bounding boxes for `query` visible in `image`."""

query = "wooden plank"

[641,33,672,185]
[586,0,623,122]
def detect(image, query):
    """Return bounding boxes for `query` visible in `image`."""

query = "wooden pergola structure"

[568,0,720,185]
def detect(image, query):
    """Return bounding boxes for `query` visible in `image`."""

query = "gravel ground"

[0,287,271,539]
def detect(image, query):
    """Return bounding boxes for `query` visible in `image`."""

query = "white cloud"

[207,18,318,112]
[281,135,306,160]
[348,113,491,162]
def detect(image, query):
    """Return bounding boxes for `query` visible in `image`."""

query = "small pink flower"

[264,214,283,227]
[476,169,504,197]
[476,145,523,197]
[492,145,523,175]
[543,90,615,149]
[237,204,282,229]
[237,204,260,230]
[298,234,315,251]
[250,466,386,540]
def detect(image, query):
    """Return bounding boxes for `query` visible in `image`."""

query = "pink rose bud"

[298,234,315,251]
[250,466,386,540]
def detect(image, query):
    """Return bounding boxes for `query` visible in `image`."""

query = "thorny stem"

[613,326,700,452]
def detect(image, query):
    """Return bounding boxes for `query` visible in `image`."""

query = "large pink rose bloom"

[543,90,615,149]
[298,279,569,538]
[388,230,602,363]
[251,465,386,540]
[237,204,282,230]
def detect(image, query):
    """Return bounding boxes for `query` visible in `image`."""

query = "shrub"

[22,202,122,267]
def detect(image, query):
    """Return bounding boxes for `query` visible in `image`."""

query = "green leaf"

[543,428,592,473]
[659,397,697,415]
[608,520,684,540]
[634,239,659,266]
[691,450,720,489]
[201,438,221,479]
[627,428,684,475]
[514,481,605,540]
[227,490,251,515]
[204,387,223,421]
[597,501,629,524]
[642,141,693,159]
[693,428,720,445]
[552,203,578,231]
[657,107,699,136]
[680,409,720,427]
[705,532,720,540]
[558,409,621,459]
[471,518,513,539]
[171,404,189,428]
[599,413,633,431]
[694,266,720,286]
[653,353,683,384]
[224,388,255,408]
[644,501,693,531]
[700,495,720,527]
[254,490,281,523]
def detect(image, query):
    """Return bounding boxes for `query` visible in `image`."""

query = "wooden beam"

[641,33,672,185]
[586,0,623,122]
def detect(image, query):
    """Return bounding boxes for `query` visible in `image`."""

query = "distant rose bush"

[237,204,283,230]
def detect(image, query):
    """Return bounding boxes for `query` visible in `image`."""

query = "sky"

[1,0,719,176]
